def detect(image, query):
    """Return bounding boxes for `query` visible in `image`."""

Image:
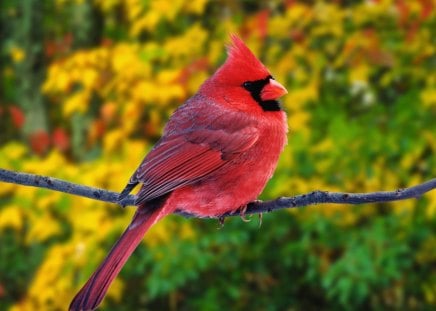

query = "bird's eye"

[242,81,253,89]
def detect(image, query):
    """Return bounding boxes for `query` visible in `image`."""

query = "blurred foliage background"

[0,0,435,310]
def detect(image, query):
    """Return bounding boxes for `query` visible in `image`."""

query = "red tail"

[69,204,167,311]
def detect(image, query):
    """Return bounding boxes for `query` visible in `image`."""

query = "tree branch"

[0,168,435,218]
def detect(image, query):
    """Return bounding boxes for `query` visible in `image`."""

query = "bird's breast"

[167,111,287,217]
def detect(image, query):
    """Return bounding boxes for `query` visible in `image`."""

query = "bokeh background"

[1,0,435,310]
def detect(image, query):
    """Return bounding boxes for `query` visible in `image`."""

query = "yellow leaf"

[349,64,369,84]
[0,205,23,231]
[184,0,207,14]
[421,88,436,108]
[26,213,62,243]
[63,92,89,116]
[103,129,124,154]
[81,68,99,89]
[10,46,25,63]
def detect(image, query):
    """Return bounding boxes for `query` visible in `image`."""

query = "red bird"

[69,35,288,311]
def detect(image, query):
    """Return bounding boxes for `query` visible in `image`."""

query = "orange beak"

[261,78,288,101]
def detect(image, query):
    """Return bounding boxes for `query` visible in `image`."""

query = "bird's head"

[202,35,287,113]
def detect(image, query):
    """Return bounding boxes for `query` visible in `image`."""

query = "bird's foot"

[217,216,226,229]
[117,191,130,208]
[258,213,263,228]
[117,182,138,207]
[239,205,251,222]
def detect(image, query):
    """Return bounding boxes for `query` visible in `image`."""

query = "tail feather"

[69,204,168,311]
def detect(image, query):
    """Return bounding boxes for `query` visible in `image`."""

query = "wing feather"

[121,101,260,204]
[135,143,224,204]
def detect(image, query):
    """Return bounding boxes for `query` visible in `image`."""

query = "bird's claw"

[117,191,129,208]
[117,182,138,208]
[218,216,226,229]
[239,205,251,222]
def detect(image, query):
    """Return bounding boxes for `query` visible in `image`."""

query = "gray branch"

[0,168,435,218]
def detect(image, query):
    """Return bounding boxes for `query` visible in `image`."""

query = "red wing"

[131,126,259,205]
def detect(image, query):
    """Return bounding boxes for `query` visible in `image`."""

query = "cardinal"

[69,35,288,310]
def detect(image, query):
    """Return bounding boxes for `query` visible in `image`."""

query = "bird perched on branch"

[70,35,288,311]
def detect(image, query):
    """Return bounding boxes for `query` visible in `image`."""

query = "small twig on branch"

[0,168,435,218]
[0,168,130,204]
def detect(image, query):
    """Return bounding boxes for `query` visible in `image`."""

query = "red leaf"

[88,120,106,145]
[44,40,57,58]
[63,33,73,48]
[396,0,410,28]
[256,10,270,40]
[285,0,296,8]
[177,57,209,86]
[52,127,70,152]
[44,33,73,58]
[419,0,434,20]
[9,106,25,129]
[29,131,50,155]
[290,29,305,44]
[102,38,113,47]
